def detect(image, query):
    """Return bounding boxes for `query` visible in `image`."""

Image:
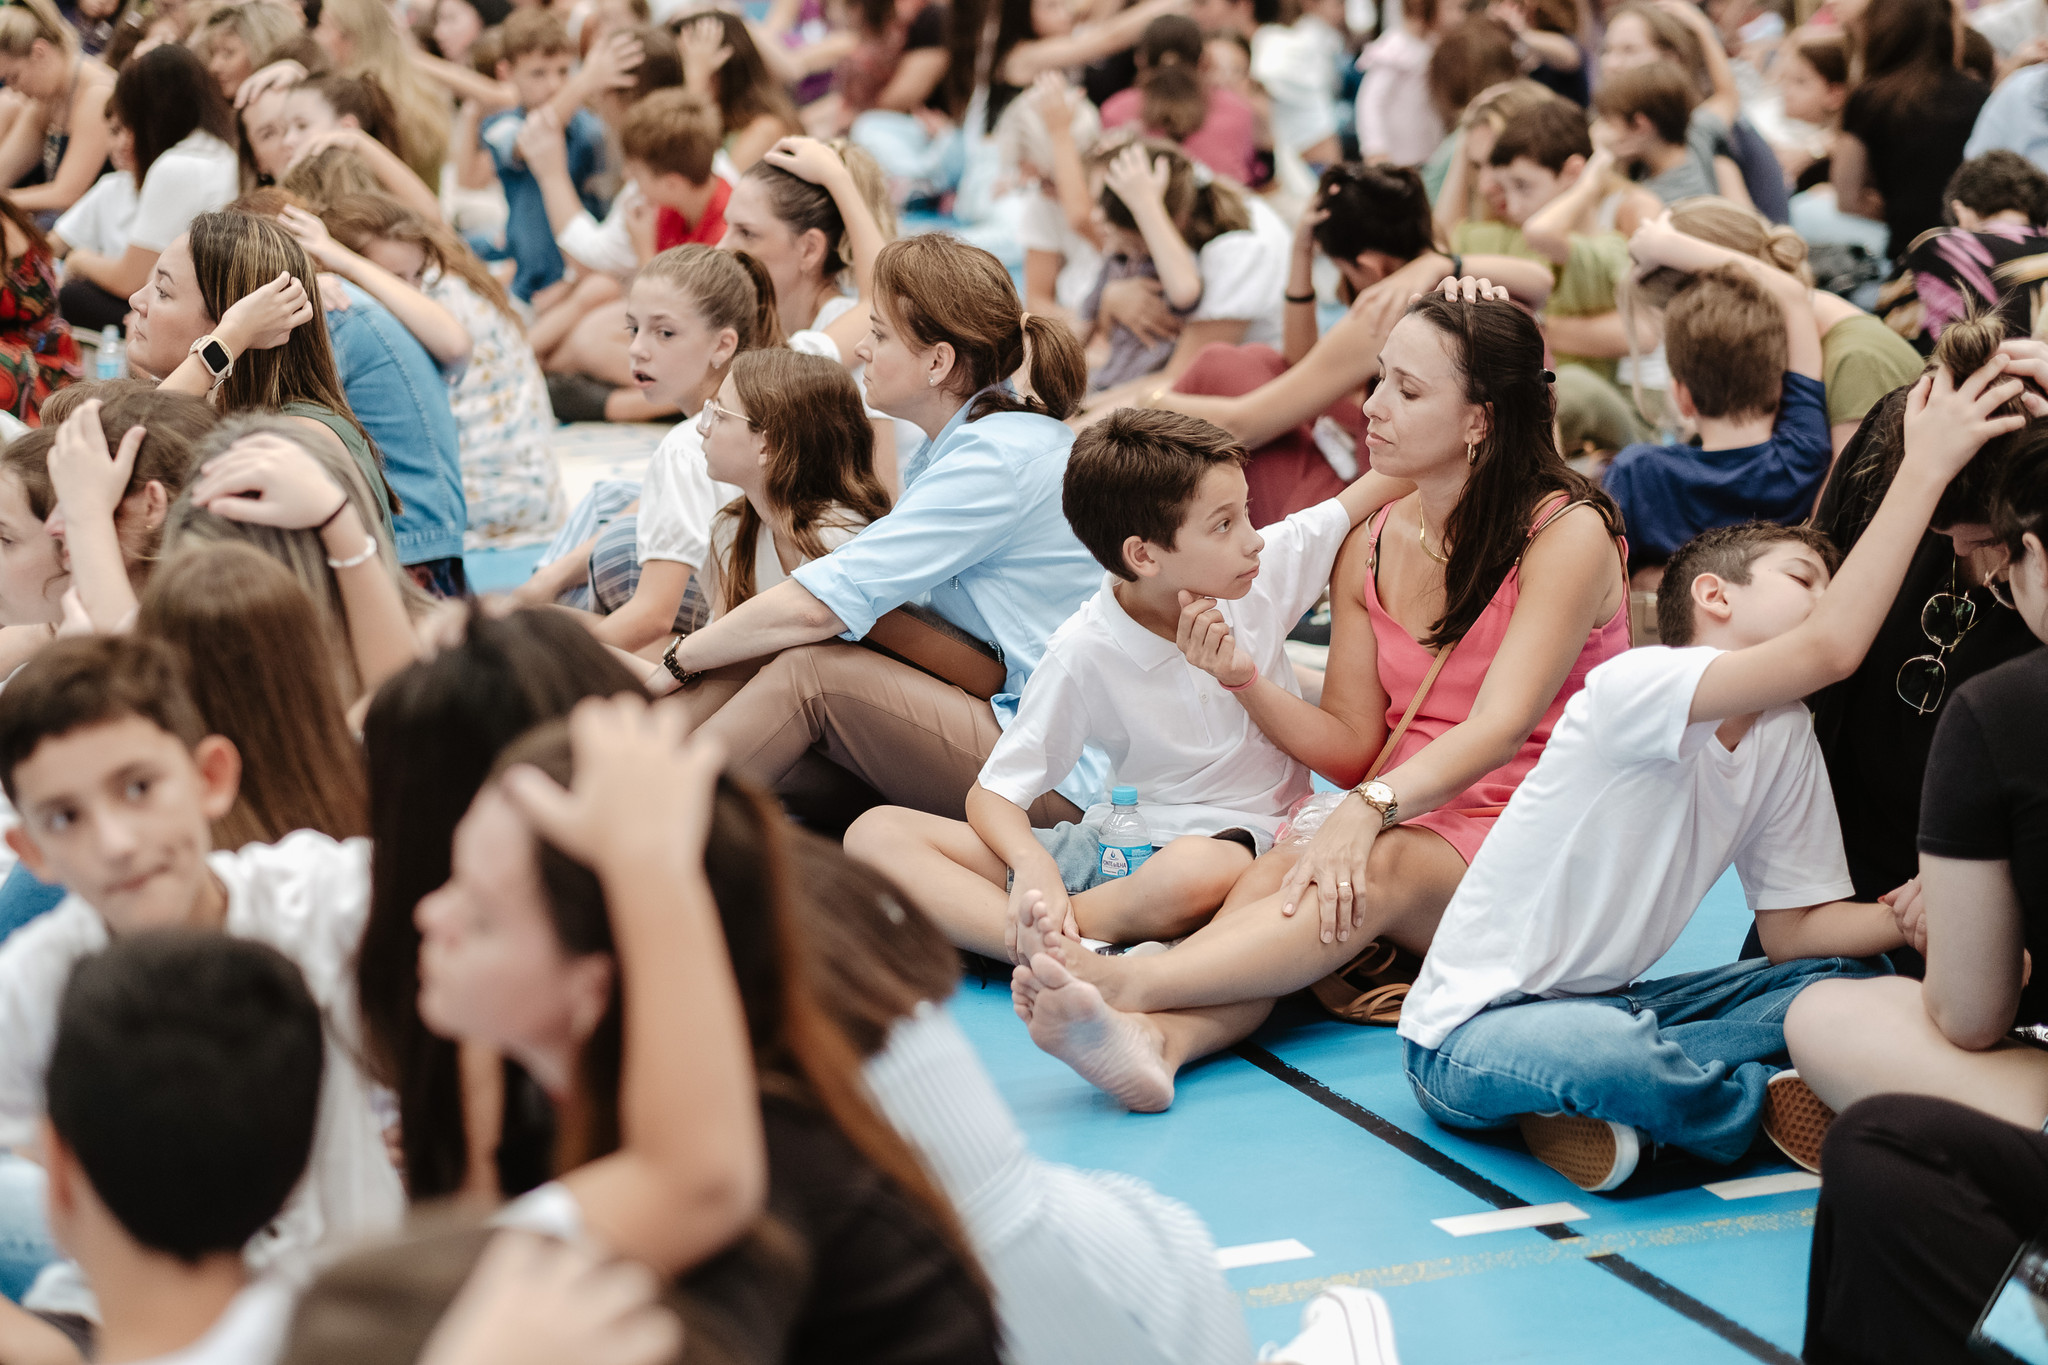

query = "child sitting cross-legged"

[34,931,325,1365]
[845,409,1397,961]
[1398,351,2031,1192]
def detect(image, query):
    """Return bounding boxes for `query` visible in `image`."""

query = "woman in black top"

[1834,0,1989,264]
[1786,420,2048,1128]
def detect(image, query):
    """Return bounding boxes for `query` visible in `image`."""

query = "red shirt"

[1100,86,1260,188]
[656,176,733,252]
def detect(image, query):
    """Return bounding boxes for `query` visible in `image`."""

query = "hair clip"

[1190,160,1214,188]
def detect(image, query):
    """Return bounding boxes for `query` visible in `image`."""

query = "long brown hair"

[138,543,369,849]
[163,413,421,695]
[668,10,798,139]
[319,0,450,187]
[320,191,520,325]
[715,350,890,612]
[25,383,218,566]
[494,723,990,1305]
[189,211,377,460]
[1404,294,1621,648]
[873,233,1086,422]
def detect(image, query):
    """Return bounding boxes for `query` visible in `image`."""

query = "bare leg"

[845,805,1013,958]
[1012,948,1272,1112]
[1067,836,1253,944]
[1041,826,1468,1014]
[1787,975,2048,1130]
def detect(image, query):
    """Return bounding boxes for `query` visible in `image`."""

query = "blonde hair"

[195,1,302,70]
[319,0,450,187]
[0,0,75,60]
[320,191,520,325]
[279,144,386,204]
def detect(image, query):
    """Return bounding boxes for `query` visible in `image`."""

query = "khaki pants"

[699,642,1084,827]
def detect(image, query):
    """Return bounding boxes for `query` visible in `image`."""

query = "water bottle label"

[1098,843,1153,879]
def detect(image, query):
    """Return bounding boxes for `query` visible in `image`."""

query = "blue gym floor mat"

[949,870,1814,1362]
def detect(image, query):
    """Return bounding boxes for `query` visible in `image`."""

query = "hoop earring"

[1466,441,1478,465]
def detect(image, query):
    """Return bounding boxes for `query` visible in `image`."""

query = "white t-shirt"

[128,1279,295,1365]
[978,497,1350,851]
[53,169,138,259]
[1193,197,1292,352]
[702,503,866,617]
[636,417,739,570]
[1400,646,1858,1050]
[1252,17,1342,153]
[0,833,405,1279]
[1018,191,1103,317]
[126,131,239,254]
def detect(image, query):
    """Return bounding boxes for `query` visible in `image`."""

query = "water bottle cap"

[1110,785,1138,805]
[100,324,118,341]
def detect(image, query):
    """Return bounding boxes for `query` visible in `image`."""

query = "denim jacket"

[326,283,466,565]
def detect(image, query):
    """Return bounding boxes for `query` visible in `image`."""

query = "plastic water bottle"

[1097,786,1154,880]
[95,325,125,381]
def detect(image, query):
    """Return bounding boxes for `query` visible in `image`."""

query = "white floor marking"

[1215,1238,1316,1269]
[1702,1171,1822,1200]
[1432,1203,1589,1237]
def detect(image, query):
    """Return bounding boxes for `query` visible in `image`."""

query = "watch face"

[201,340,232,374]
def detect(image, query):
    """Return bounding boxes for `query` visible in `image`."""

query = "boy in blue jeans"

[847,409,1397,964]
[1401,353,2028,1191]
[481,10,606,303]
[1603,216,1834,575]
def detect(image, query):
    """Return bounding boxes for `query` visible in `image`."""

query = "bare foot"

[1014,888,1055,964]
[1038,917,1141,1008]
[1013,950,1174,1112]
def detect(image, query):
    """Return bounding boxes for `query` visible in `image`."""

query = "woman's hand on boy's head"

[216,271,315,353]
[1904,356,2029,482]
[501,693,725,875]
[189,434,346,529]
[47,400,142,527]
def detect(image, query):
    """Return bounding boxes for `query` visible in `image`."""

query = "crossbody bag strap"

[1363,634,1459,784]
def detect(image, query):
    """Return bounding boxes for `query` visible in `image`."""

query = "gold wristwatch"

[1353,779,1400,831]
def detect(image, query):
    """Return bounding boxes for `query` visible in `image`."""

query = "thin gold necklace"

[1418,502,1449,564]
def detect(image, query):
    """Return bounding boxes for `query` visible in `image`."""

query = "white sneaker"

[1517,1112,1642,1192]
[1258,1286,1401,1365]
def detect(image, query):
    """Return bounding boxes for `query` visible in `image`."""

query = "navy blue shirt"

[1603,371,1831,568]
[326,284,466,565]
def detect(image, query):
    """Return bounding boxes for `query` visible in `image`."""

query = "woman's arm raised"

[281,206,471,367]
[502,698,767,1276]
[761,136,886,363]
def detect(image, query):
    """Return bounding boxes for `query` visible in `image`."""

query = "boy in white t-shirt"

[1399,360,2028,1191]
[846,409,1395,962]
[33,933,321,1365]
[0,637,403,1293]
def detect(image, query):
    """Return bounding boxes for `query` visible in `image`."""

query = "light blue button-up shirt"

[1967,64,2048,169]
[792,397,1109,812]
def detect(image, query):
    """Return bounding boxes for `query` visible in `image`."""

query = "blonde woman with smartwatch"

[1010,283,1631,1113]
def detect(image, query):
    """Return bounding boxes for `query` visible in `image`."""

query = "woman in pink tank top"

[1014,286,1631,1112]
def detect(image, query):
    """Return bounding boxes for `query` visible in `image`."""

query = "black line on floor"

[1586,1254,1801,1365]
[1235,1044,1799,1365]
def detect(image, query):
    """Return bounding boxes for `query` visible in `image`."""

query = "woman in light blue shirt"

[650,233,1107,823]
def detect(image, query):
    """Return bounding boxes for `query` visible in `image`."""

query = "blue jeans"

[1404,956,1889,1164]
[0,1155,55,1303]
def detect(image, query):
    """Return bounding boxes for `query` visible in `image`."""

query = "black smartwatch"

[189,334,234,388]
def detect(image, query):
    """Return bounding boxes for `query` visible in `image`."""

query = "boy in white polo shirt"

[845,409,1396,961]
[1399,359,2024,1192]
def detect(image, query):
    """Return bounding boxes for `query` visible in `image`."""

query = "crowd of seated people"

[0,0,2038,1361]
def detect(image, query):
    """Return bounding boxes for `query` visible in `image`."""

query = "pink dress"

[1362,496,1630,865]
[1100,85,1261,188]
